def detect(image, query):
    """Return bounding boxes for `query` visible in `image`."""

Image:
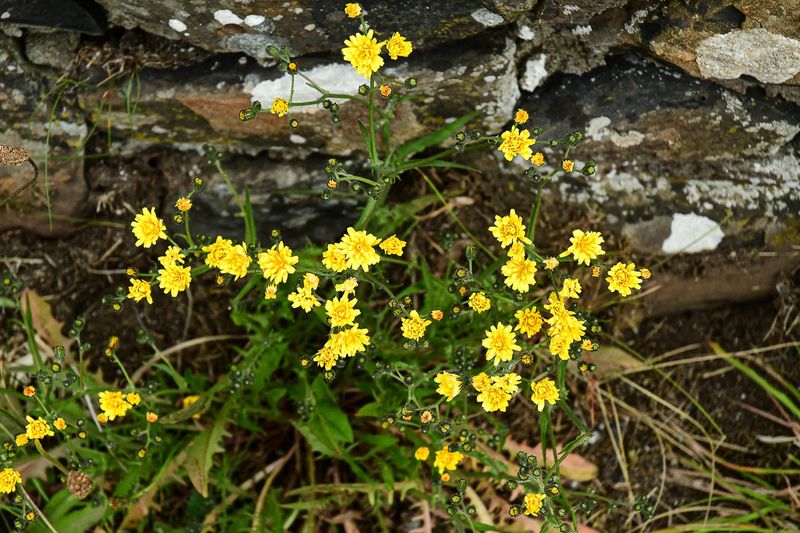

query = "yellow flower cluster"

[473,372,521,412]
[98,391,140,421]
[530,377,559,411]
[0,468,21,494]
[341,16,412,78]
[401,310,431,341]
[434,372,461,402]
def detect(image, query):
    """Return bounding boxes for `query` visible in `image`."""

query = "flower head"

[25,416,54,440]
[562,159,574,172]
[482,323,521,365]
[431,309,444,321]
[471,372,492,392]
[344,3,361,17]
[560,229,605,266]
[23,386,35,397]
[15,434,28,447]
[218,242,252,280]
[544,257,559,270]
[606,262,642,297]
[514,307,543,337]
[322,243,348,272]
[476,381,512,412]
[313,346,339,371]
[158,263,192,297]
[325,295,361,327]
[524,493,546,516]
[53,418,66,431]
[386,32,412,60]
[175,197,192,212]
[559,278,582,299]
[335,277,358,295]
[342,29,384,77]
[158,245,185,268]
[501,256,538,293]
[147,412,159,423]
[530,378,559,411]
[498,126,535,161]
[468,292,491,313]
[340,227,381,271]
[0,468,21,494]
[514,108,529,124]
[98,391,132,420]
[433,447,464,474]
[264,284,278,299]
[131,207,167,248]
[288,287,320,313]
[489,209,532,248]
[379,235,406,256]
[414,446,429,461]
[258,242,299,284]
[401,310,431,341]
[328,325,370,357]
[434,372,462,402]
[203,236,233,268]
[271,97,289,117]
[531,152,544,166]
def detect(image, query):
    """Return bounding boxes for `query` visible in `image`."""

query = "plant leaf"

[184,402,231,497]
[393,111,477,162]
[19,288,72,350]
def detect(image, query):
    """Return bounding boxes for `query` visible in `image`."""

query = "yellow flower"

[544,256,559,270]
[158,263,192,297]
[434,372,462,402]
[559,278,582,299]
[581,338,594,351]
[433,447,464,474]
[98,391,132,421]
[501,256,538,293]
[531,152,544,166]
[498,126,535,161]
[157,245,184,269]
[126,392,141,406]
[496,373,521,393]
[641,268,651,279]
[147,412,159,423]
[471,372,491,392]
[401,310,431,340]
[203,236,233,268]
[314,346,339,371]
[468,292,491,313]
[514,108,529,124]
[530,377,559,411]
[344,2,361,17]
[489,209,532,248]
[258,241,299,284]
[322,243,348,272]
[549,334,572,361]
[271,97,289,117]
[514,307,543,337]
[386,32,412,60]
[441,473,451,482]
[544,293,585,343]
[183,395,202,419]
[328,325,370,357]
[431,309,443,321]
[130,207,167,248]
[508,241,525,259]
[264,284,278,299]
[23,386,35,397]
[340,227,381,271]
[560,229,605,266]
[15,434,28,447]
[175,197,192,211]
[524,493,546,516]
[591,265,601,278]
[379,84,392,97]
[414,446,430,461]
[0,468,22,494]
[302,273,319,291]
[97,413,108,424]
[562,159,574,172]
[482,323,521,365]
[342,29,384,77]
[287,287,319,313]
[25,416,54,440]
[379,235,406,256]
[335,277,358,295]
[325,295,361,327]
[219,242,252,280]
[53,418,66,431]
[476,381,512,412]
[606,262,642,297]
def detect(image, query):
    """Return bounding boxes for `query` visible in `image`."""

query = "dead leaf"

[504,439,598,482]
[19,288,73,350]
[587,346,644,379]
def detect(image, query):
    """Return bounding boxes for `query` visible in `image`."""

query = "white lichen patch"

[662,213,724,254]
[518,24,534,41]
[520,54,547,92]
[289,134,306,144]
[696,29,800,84]
[249,63,364,109]
[471,8,504,27]
[214,9,243,25]
[585,116,644,147]
[168,19,187,32]
[563,5,579,15]
[1,11,11,19]
[572,25,592,36]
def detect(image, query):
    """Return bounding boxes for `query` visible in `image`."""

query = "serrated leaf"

[20,288,72,350]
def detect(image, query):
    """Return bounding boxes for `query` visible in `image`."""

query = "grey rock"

[24,30,81,70]
[696,29,800,84]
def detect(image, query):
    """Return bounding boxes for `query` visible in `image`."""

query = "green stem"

[112,353,136,390]
[368,75,379,172]
[354,182,390,230]
[34,439,69,476]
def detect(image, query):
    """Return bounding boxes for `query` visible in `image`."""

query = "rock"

[24,30,81,70]
[94,0,523,62]
[696,29,800,84]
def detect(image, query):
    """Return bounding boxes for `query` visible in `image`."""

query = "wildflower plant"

[0,4,652,531]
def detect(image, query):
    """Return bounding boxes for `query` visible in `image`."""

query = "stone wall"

[1,1,799,294]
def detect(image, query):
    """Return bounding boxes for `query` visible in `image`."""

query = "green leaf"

[316,402,353,443]
[184,402,231,497]
[357,120,374,163]
[243,187,257,245]
[413,159,479,172]
[393,111,477,162]
[28,489,106,533]
[355,402,383,418]
[293,420,338,457]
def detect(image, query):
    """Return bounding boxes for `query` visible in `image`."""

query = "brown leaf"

[504,439,598,482]
[19,288,73,350]
[588,346,644,379]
